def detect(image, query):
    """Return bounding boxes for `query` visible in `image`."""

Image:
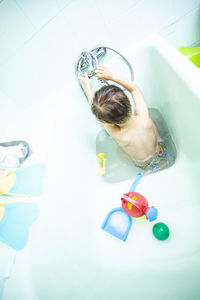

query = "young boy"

[78,66,167,172]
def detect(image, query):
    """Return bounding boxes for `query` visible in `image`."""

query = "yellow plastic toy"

[178,46,200,68]
[97,153,106,175]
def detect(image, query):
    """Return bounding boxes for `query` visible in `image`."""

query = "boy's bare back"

[103,112,161,161]
[79,66,162,164]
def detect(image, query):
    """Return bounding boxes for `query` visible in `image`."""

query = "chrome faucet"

[76,47,107,78]
[75,46,134,97]
[80,51,98,77]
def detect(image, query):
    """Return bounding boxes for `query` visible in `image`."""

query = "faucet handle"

[80,51,98,77]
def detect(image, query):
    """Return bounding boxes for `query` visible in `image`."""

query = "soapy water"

[96,108,177,183]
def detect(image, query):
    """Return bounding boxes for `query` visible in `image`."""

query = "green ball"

[153,222,170,241]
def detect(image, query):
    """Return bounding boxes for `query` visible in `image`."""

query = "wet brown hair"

[91,85,132,124]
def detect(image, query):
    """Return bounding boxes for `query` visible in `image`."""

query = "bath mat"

[0,164,45,197]
[0,202,39,250]
[0,173,16,194]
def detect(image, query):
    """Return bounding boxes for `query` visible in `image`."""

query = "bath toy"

[178,46,200,68]
[97,153,106,175]
[129,172,143,192]
[101,207,132,242]
[102,173,144,241]
[0,202,39,250]
[102,172,159,241]
[152,222,170,241]
[96,129,139,183]
[121,172,158,221]
[121,192,158,222]
[0,164,45,197]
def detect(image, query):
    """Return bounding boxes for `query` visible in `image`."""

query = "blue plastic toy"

[101,173,143,241]
[102,172,159,241]
[129,172,143,192]
[101,207,132,242]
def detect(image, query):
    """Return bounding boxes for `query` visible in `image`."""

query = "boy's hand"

[94,66,114,81]
[78,73,91,89]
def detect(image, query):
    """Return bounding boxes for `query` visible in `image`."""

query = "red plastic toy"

[121,192,158,221]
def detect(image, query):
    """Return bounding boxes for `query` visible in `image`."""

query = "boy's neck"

[117,116,134,128]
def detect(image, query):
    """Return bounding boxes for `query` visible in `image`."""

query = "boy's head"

[91,85,132,125]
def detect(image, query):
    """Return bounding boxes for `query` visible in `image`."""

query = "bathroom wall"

[0,0,200,108]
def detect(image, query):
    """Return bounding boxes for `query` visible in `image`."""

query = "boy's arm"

[95,66,149,117]
[130,84,149,117]
[78,72,119,134]
[78,73,94,106]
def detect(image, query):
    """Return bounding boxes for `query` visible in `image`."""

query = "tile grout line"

[13,0,38,31]
[161,3,200,29]
[105,0,145,26]
[0,0,76,68]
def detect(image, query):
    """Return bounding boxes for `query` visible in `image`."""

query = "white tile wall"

[161,5,200,47]
[55,0,74,10]
[0,13,77,108]
[106,0,200,51]
[93,0,142,24]
[0,0,35,65]
[61,0,112,48]
[15,0,59,30]
[0,0,200,107]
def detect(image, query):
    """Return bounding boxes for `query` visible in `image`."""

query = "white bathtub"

[2,34,200,300]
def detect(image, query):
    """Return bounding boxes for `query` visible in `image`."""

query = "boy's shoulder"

[101,123,120,136]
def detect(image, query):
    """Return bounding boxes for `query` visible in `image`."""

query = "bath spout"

[77,50,98,78]
[75,46,134,97]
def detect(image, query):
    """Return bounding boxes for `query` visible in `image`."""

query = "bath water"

[96,108,177,183]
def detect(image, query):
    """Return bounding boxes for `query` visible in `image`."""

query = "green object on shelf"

[178,46,200,68]
[152,222,170,241]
